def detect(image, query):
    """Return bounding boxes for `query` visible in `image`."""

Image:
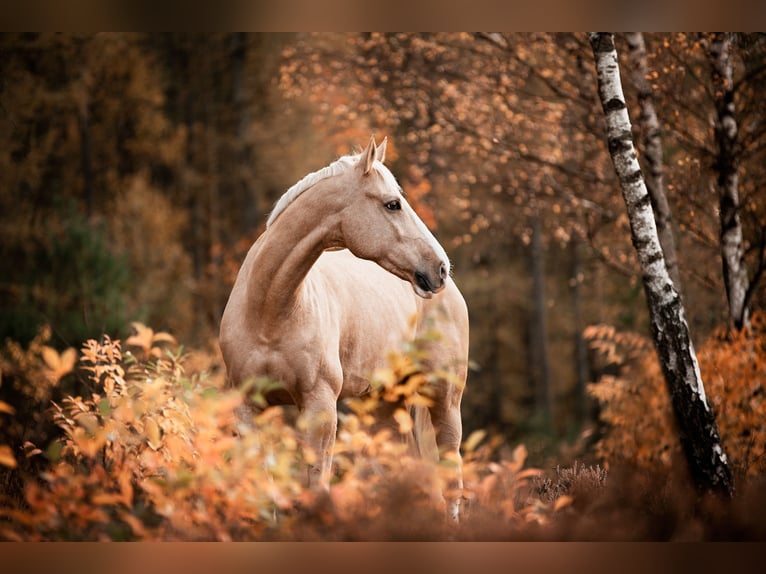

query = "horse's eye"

[385,200,401,211]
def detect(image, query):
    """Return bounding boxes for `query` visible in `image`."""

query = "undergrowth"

[2,317,766,540]
[0,323,568,541]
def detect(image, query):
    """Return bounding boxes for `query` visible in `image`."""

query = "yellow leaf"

[75,412,100,435]
[41,346,61,371]
[0,445,17,468]
[41,346,77,381]
[463,429,486,453]
[59,348,77,375]
[126,322,153,352]
[151,332,177,346]
[393,408,413,434]
[144,417,162,450]
[0,401,16,415]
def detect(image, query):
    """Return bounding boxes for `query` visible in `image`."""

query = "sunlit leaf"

[554,495,574,511]
[393,408,413,434]
[463,429,487,453]
[0,445,17,468]
[0,401,16,415]
[507,443,528,473]
[144,417,162,450]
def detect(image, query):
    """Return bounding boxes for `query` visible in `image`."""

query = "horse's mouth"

[413,271,441,299]
[413,284,434,299]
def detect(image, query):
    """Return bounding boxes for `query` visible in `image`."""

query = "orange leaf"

[507,443,528,473]
[554,495,574,511]
[91,493,124,506]
[144,417,162,450]
[0,445,17,468]
[119,471,134,508]
[0,401,15,415]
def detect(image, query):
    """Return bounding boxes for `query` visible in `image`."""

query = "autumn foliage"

[3,316,766,540]
[0,324,576,541]
[586,312,766,480]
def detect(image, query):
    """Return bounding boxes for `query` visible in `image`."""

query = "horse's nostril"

[415,271,432,292]
[439,263,448,282]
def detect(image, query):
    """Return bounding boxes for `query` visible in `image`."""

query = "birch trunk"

[625,32,682,293]
[706,32,750,331]
[589,32,733,497]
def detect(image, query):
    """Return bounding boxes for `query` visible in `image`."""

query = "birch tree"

[625,32,682,293]
[588,32,733,497]
[706,32,750,330]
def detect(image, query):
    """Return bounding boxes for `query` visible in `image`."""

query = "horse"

[219,137,469,520]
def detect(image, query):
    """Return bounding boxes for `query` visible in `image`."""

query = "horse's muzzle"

[414,264,446,296]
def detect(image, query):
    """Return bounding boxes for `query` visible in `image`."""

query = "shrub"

[0,323,566,541]
[586,313,766,480]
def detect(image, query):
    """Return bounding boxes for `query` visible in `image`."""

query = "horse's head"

[339,137,450,299]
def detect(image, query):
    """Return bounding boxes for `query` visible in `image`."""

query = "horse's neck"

[246,181,341,326]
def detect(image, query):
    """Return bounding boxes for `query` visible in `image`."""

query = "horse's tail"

[412,404,439,462]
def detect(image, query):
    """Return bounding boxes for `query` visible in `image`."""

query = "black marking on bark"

[608,132,633,155]
[627,191,651,212]
[589,33,615,54]
[604,97,626,112]
[643,288,734,497]
[645,250,665,267]
[622,169,643,186]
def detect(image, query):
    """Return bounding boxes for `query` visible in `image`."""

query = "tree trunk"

[529,204,553,431]
[229,32,260,232]
[625,32,682,294]
[589,32,733,497]
[706,32,750,331]
[570,237,589,427]
[78,99,94,218]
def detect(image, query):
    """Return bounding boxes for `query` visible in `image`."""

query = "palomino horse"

[219,137,469,520]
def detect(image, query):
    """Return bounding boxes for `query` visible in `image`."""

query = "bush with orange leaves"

[0,322,573,540]
[586,312,766,480]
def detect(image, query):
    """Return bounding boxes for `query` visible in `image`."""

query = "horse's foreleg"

[429,403,463,522]
[299,386,338,490]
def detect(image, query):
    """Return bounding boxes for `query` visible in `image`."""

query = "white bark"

[589,32,733,497]
[707,32,750,330]
[625,32,682,293]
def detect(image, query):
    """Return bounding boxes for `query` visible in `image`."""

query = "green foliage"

[0,205,130,346]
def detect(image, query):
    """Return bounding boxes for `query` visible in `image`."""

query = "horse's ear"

[376,137,387,164]
[360,136,376,175]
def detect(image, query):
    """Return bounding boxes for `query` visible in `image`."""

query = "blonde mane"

[266,154,357,228]
[266,152,403,229]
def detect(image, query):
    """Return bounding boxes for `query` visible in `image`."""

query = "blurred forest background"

[2,32,766,457]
